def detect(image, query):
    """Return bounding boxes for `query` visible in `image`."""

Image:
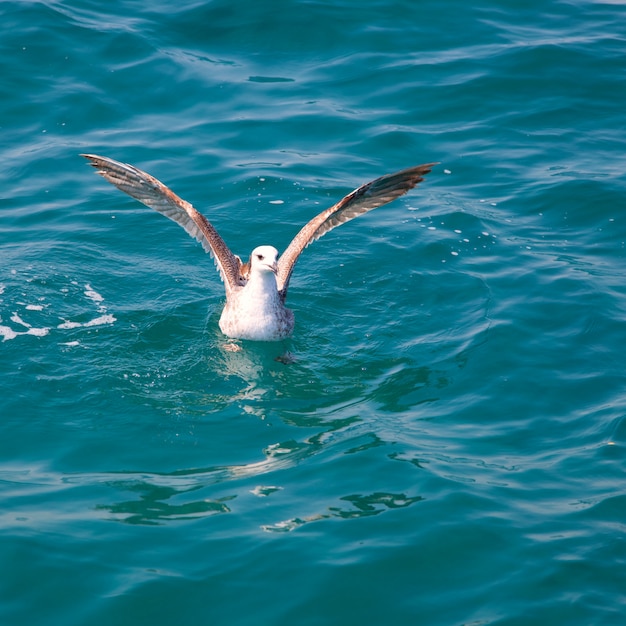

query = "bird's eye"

[257,254,264,261]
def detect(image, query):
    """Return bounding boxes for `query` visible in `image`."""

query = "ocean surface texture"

[1,1,625,624]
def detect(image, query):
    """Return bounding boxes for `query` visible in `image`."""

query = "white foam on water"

[0,316,49,341]
[84,284,104,304]
[1,278,116,341]
[0,325,19,341]
[57,320,83,329]
[26,327,49,337]
[57,313,116,330]
[10,313,31,328]
[84,314,116,327]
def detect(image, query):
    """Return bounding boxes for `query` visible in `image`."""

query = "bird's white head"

[249,245,279,275]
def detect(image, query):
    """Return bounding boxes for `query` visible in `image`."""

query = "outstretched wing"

[82,154,244,294]
[276,162,437,300]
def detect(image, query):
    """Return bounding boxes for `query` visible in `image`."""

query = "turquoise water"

[2,0,626,624]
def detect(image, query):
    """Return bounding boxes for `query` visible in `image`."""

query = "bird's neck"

[246,270,279,298]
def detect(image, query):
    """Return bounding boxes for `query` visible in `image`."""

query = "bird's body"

[219,245,294,340]
[82,154,435,341]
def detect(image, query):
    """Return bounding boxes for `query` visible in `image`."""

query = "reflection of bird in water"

[83,155,436,341]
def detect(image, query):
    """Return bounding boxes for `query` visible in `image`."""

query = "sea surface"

[1,1,626,624]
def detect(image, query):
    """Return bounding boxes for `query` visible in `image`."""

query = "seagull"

[82,154,436,341]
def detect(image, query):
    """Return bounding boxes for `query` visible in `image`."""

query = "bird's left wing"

[276,162,437,301]
[82,154,244,294]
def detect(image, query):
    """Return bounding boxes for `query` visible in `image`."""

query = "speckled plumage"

[82,154,435,341]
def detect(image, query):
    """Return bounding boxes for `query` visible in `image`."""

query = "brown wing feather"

[82,154,244,294]
[276,162,437,300]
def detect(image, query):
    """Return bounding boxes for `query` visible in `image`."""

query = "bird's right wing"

[82,154,244,294]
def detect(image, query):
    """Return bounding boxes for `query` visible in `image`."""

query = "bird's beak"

[268,261,278,274]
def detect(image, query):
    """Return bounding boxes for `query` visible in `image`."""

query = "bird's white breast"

[218,273,294,341]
